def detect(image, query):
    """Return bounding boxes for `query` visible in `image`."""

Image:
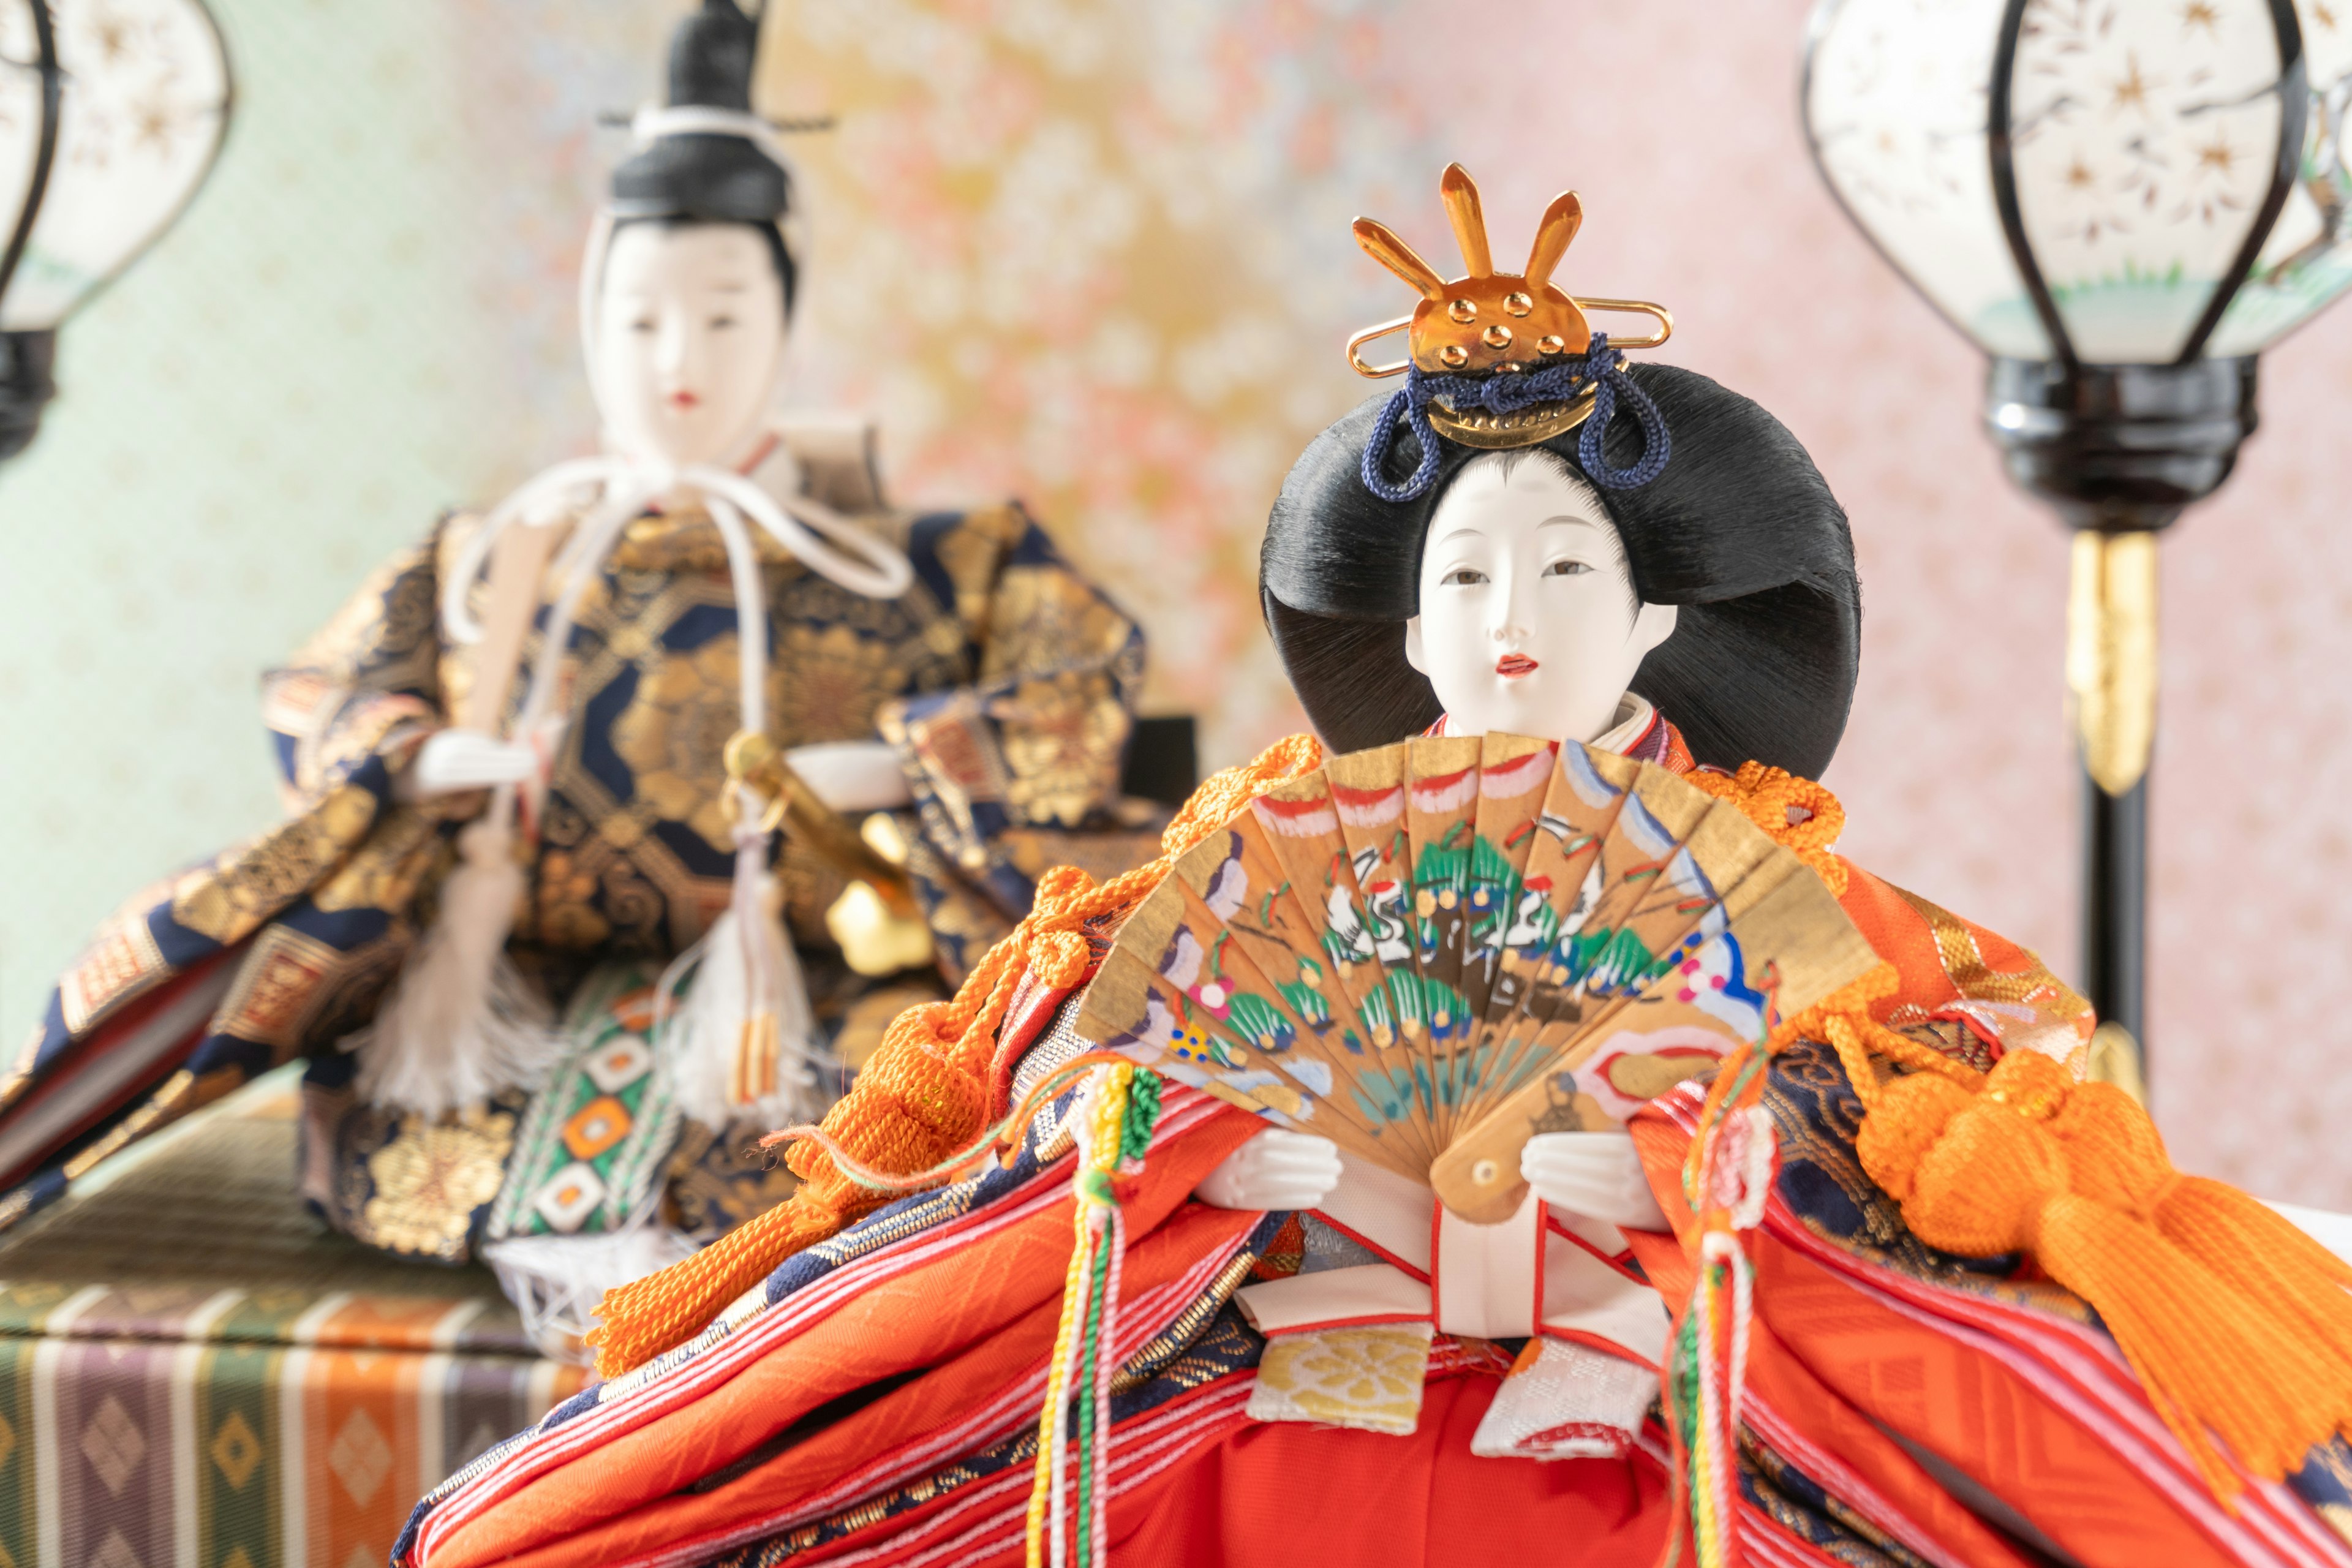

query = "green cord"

[1068,1064,1158,1553]
[1670,1298,1701,1464]
[1118,1069,1163,1166]
[1072,1214,1115,1540]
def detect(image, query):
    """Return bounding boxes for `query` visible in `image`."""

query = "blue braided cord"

[1359,372,1446,503]
[1577,334,1672,489]
[1357,331,1670,501]
[1428,355,1595,415]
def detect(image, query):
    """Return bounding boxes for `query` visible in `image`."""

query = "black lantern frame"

[0,0,60,459]
[0,0,235,461]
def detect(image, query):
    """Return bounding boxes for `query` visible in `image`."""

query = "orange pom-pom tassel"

[1844,1041,2352,1494]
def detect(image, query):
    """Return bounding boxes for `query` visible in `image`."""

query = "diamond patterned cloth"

[0,1069,587,1568]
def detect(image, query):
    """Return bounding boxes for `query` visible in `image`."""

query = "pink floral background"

[5,0,2348,1200]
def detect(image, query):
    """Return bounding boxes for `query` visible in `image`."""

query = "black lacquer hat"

[609,1,796,225]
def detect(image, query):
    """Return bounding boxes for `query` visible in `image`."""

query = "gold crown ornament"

[1348,165,1673,482]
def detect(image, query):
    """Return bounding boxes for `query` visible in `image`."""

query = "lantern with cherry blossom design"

[1804,0,2352,1088]
[0,0,233,458]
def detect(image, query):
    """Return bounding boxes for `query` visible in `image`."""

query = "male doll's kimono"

[9,474,1159,1265]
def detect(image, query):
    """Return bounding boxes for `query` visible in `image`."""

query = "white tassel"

[482,1226,698,1365]
[364,480,647,1120]
[663,853,826,1131]
[356,816,561,1117]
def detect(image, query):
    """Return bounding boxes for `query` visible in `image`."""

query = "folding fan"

[1076,733,1880,1224]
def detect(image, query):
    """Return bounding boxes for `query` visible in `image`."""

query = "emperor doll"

[2,0,1155,1331]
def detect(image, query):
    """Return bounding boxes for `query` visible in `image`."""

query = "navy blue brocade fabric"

[1764,1036,2024,1287]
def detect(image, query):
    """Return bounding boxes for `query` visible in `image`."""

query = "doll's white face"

[1404,452,1679,744]
[591,221,786,469]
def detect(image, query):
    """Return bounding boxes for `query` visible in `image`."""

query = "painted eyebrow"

[1537,514,1608,531]
[1429,525,1488,549]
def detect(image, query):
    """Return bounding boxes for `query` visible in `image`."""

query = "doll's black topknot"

[608,1,798,311]
[1259,363,1860,777]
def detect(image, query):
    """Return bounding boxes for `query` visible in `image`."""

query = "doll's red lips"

[1496,654,1539,679]
[669,390,701,409]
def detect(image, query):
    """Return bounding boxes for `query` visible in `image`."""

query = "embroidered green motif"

[488,962,685,1240]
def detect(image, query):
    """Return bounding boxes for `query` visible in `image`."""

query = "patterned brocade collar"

[1429,693,1694,774]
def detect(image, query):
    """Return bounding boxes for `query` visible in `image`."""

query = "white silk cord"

[703,492,772,730]
[689,462,911,599]
[442,455,910,644]
[627,103,796,167]
[438,457,617,646]
[706,492,790,1110]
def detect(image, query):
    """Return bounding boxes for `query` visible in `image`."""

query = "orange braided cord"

[1672,772,2352,1492]
[587,732,1325,1377]
[1687,761,1849,894]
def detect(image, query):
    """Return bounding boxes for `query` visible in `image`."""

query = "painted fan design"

[1076,734,1880,1223]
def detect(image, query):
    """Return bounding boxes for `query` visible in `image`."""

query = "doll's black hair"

[1260,364,1860,777]
[604,215,798,319]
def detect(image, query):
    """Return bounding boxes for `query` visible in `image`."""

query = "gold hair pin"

[1348,165,1673,453]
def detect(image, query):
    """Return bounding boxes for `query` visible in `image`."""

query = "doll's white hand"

[1520,1130,1668,1232]
[785,740,913,812]
[401,730,540,801]
[1193,1129,1343,1212]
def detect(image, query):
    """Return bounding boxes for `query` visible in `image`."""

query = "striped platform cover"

[0,1071,590,1568]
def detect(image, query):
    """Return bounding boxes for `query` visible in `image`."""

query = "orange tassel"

[1667,761,2352,1503]
[2049,1080,2352,1400]
[1847,1047,2352,1494]
[2150,1180,2352,1408]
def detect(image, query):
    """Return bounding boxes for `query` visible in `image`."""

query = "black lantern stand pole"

[1981,357,2260,1074]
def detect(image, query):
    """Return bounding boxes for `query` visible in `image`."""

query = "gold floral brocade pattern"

[611,639,767,855]
[927,503,1028,636]
[771,619,935,750]
[478,506,989,954]
[994,670,1132,830]
[608,505,797,573]
[354,1104,518,1263]
[976,563,1139,690]
[1245,1323,1436,1435]
[168,785,379,946]
[23,494,1143,1269]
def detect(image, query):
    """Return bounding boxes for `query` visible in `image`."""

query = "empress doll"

[2,1,1153,1310]
[393,170,2352,1567]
